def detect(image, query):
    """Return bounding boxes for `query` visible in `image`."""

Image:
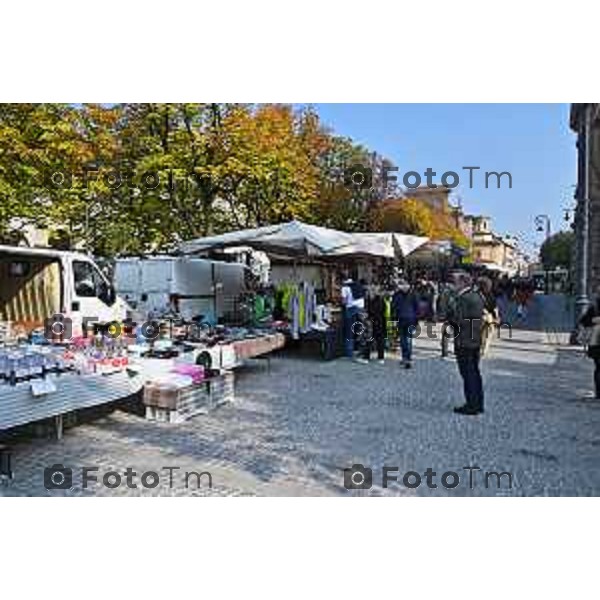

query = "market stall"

[0,320,285,435]
[180,220,429,360]
[0,341,143,436]
[129,332,285,423]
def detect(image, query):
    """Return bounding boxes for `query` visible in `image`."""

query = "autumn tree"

[311,136,395,231]
[375,196,470,249]
[375,198,433,236]
[0,104,65,240]
[0,103,401,255]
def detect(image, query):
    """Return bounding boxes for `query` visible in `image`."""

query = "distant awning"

[328,232,429,258]
[474,261,515,275]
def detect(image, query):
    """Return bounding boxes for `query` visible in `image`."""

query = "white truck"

[113,256,247,323]
[0,245,129,339]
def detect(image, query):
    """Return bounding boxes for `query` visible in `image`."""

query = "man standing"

[392,280,419,369]
[448,275,486,415]
[341,277,365,358]
[359,282,387,364]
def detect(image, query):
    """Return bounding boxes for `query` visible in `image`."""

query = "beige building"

[405,186,452,213]
[466,215,524,275]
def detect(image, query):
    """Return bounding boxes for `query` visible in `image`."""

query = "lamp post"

[535,214,551,239]
[535,215,551,294]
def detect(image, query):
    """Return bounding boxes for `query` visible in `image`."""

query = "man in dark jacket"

[360,284,387,363]
[392,280,419,368]
[447,276,486,415]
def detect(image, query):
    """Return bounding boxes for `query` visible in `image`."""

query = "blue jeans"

[399,324,414,362]
[344,306,359,357]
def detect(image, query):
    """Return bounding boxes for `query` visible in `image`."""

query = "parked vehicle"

[0,245,129,338]
[114,256,247,323]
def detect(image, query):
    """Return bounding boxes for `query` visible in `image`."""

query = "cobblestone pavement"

[2,327,600,496]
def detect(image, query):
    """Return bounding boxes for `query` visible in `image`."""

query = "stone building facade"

[570,104,600,309]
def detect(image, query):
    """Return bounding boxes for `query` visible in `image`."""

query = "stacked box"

[208,371,234,409]
[143,371,234,423]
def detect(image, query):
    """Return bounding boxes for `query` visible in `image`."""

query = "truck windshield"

[73,260,108,299]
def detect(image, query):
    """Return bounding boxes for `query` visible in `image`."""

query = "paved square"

[2,329,599,496]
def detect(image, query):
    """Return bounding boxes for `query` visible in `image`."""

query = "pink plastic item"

[171,363,205,384]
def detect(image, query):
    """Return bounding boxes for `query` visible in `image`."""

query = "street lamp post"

[535,214,551,239]
[535,214,551,294]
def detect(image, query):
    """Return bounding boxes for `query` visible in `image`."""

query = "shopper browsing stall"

[341,277,364,358]
[359,283,387,364]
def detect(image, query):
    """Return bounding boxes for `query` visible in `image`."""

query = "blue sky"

[308,104,576,254]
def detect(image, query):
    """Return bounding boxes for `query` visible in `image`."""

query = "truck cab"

[0,245,129,338]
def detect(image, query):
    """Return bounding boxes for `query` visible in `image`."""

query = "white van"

[0,245,129,338]
[114,256,247,322]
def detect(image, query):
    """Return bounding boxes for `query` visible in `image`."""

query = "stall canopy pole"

[211,262,217,322]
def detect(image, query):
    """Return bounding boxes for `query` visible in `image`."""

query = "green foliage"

[0,103,400,255]
[540,230,574,270]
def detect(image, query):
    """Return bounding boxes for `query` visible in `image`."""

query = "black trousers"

[361,324,385,360]
[455,348,484,411]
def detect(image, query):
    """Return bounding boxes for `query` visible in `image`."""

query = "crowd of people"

[336,265,600,415]
[339,271,505,416]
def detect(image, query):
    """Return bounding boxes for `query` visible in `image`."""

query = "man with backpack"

[437,278,457,359]
[447,274,486,415]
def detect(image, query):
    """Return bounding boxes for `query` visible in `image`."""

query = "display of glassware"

[0,345,77,386]
[0,345,132,386]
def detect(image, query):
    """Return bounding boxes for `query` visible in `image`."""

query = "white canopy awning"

[180,220,429,259]
[327,232,429,258]
[180,220,355,257]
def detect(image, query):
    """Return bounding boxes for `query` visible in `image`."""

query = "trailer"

[114,256,247,323]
